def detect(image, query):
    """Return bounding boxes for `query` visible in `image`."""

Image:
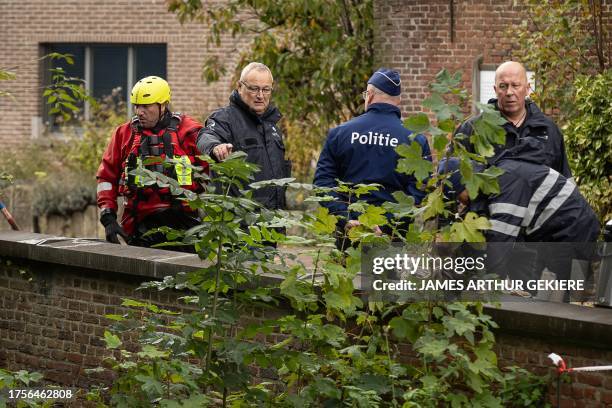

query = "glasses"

[240,81,273,95]
[362,89,380,100]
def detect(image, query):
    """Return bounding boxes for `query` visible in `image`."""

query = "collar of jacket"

[487,98,551,128]
[229,89,282,123]
[366,103,401,118]
[492,136,548,166]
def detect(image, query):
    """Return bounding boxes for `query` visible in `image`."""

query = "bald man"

[455,61,571,178]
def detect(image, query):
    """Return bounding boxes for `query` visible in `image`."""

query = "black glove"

[100,209,128,244]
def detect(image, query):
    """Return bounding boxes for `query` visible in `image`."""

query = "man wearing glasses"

[197,62,290,210]
[314,68,432,249]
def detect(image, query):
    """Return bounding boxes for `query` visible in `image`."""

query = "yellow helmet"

[130,76,171,105]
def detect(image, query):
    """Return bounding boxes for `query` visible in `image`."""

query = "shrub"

[564,71,612,222]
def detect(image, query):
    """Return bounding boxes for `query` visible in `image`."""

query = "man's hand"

[100,209,128,244]
[345,220,361,231]
[345,220,383,236]
[212,143,233,161]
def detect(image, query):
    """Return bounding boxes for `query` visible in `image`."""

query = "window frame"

[41,43,167,132]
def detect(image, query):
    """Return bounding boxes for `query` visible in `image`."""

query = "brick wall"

[373,0,526,117]
[1,233,611,406]
[0,257,284,390]
[0,0,248,146]
[496,335,612,407]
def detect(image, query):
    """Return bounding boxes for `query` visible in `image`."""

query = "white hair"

[368,84,401,103]
[240,62,273,82]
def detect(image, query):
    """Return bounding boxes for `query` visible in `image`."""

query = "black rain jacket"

[197,90,291,210]
[455,99,572,178]
[471,138,599,243]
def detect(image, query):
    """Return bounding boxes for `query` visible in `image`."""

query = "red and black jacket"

[96,112,207,235]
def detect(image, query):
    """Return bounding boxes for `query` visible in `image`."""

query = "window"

[42,43,167,129]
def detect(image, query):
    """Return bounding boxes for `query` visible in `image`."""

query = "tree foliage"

[0,53,96,187]
[514,0,610,120]
[167,0,374,179]
[514,0,611,221]
[564,71,612,221]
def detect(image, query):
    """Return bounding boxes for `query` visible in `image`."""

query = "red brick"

[65,352,83,364]
[602,390,612,404]
[577,373,603,387]
[583,385,597,400]
[571,384,584,399]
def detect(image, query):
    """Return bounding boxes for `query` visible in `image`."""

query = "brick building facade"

[1,1,608,145]
[373,0,527,116]
[0,0,247,146]
[0,0,539,148]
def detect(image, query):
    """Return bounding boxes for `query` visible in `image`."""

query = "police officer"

[455,61,571,178]
[439,138,599,281]
[197,62,290,210]
[314,68,432,248]
[97,76,207,248]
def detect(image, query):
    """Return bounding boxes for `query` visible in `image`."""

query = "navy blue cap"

[367,68,401,96]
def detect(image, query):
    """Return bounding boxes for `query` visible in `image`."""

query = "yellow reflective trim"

[135,157,143,186]
[175,155,192,185]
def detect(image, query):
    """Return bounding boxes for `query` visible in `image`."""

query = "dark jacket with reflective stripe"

[197,90,290,210]
[456,99,572,178]
[471,139,599,242]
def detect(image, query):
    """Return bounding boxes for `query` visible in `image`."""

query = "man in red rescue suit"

[96,76,207,248]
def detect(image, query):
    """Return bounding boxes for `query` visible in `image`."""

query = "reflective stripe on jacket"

[473,139,599,242]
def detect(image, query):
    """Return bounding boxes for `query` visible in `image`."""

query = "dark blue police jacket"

[314,103,432,218]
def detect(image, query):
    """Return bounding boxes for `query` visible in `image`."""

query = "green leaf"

[418,338,449,356]
[404,113,430,133]
[462,162,504,200]
[442,314,476,337]
[382,190,416,218]
[449,212,490,242]
[357,205,387,228]
[137,345,169,359]
[433,133,450,154]
[438,118,456,133]
[396,142,433,181]
[280,269,317,310]
[420,374,440,389]
[104,314,126,321]
[313,207,338,235]
[134,374,164,397]
[389,317,419,342]
[353,183,381,197]
[310,377,341,399]
[422,189,447,220]
[323,289,363,317]
[103,330,122,349]
[470,104,507,157]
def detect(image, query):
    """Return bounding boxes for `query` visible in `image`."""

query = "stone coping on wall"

[0,231,204,280]
[0,231,610,349]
